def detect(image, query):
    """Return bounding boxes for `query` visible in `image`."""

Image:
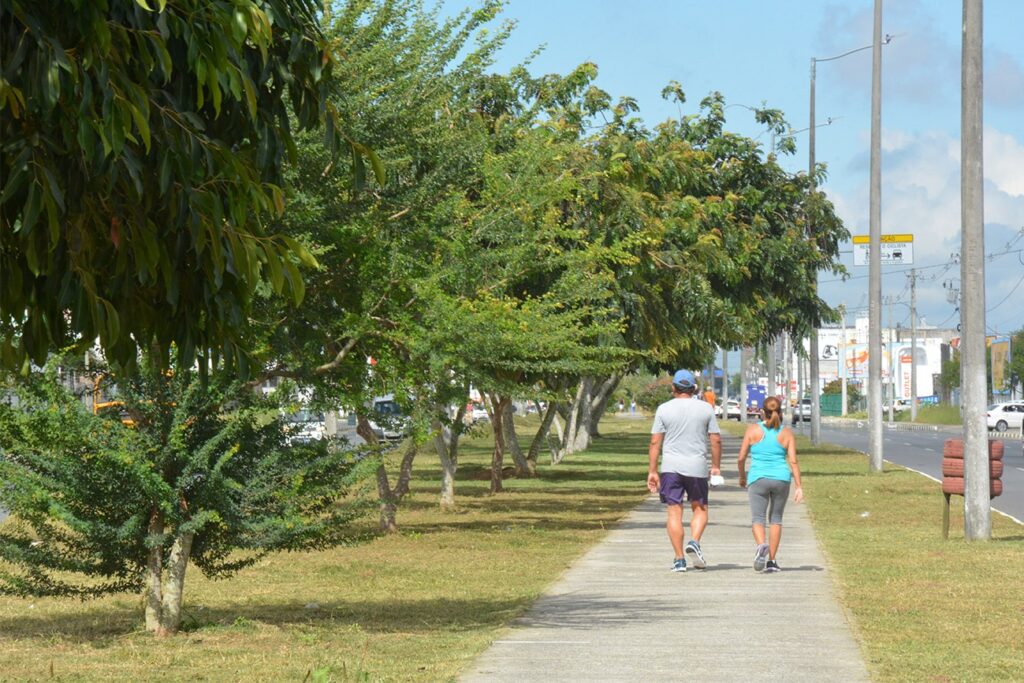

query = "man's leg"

[666,504,684,558]
[689,501,708,542]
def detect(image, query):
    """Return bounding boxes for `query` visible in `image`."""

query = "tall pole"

[740,346,749,421]
[868,0,885,472]
[808,58,821,444]
[722,347,730,410]
[888,296,895,424]
[961,0,990,540]
[840,305,849,416]
[767,337,777,399]
[910,269,918,422]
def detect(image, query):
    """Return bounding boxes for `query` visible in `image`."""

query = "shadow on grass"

[0,596,542,643]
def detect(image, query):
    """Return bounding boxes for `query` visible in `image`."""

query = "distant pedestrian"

[736,395,803,573]
[630,399,637,415]
[703,385,716,407]
[647,370,722,572]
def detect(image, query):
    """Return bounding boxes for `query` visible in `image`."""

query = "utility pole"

[868,0,885,472]
[740,346,749,421]
[808,58,821,445]
[767,337,777,399]
[840,305,848,416]
[910,269,918,422]
[888,295,895,424]
[961,0,990,540]
[722,347,730,410]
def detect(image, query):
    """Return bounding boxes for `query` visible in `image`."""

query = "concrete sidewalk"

[461,435,869,683]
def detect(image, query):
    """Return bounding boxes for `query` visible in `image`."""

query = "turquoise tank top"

[748,422,792,484]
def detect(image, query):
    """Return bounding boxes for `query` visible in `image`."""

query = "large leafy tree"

[0,0,334,370]
[0,362,374,635]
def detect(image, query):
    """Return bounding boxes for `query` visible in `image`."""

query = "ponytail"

[762,396,783,430]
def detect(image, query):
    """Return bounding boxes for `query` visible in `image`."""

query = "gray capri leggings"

[748,478,791,526]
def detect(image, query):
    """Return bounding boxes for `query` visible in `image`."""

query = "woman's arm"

[737,425,756,488]
[781,427,803,502]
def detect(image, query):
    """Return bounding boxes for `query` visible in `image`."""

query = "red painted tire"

[942,458,1004,478]
[942,440,1004,460]
[942,477,1003,497]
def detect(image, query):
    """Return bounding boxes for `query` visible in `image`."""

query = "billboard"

[991,338,1011,394]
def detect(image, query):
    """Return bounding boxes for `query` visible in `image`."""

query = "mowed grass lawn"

[0,416,654,682]
[797,436,1024,681]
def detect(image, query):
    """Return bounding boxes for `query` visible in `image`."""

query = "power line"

[986,272,1024,313]
[820,247,1023,284]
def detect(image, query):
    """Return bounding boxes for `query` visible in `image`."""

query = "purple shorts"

[659,472,709,506]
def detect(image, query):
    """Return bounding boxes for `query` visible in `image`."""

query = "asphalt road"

[790,420,1024,522]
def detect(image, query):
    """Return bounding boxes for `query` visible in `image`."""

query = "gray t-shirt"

[651,396,721,477]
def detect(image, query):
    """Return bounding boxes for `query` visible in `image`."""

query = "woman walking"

[737,396,803,572]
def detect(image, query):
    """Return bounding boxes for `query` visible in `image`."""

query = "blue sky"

[446,0,1024,339]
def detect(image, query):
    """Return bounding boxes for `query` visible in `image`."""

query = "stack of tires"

[941,438,1003,498]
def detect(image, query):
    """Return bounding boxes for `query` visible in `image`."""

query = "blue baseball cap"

[672,369,696,388]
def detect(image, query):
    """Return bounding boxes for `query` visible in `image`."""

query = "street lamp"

[808,34,893,446]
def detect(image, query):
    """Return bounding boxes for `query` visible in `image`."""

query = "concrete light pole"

[840,305,848,416]
[910,269,918,422]
[868,0,885,472]
[810,35,889,446]
[961,0,990,540]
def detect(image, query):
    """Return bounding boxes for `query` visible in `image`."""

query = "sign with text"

[852,233,914,266]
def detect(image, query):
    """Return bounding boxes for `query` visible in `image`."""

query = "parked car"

[793,398,811,422]
[471,404,490,422]
[284,409,326,444]
[986,401,1024,432]
[715,399,743,421]
[369,397,411,440]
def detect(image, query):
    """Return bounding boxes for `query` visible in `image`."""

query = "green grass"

[3,417,1021,681]
[0,416,654,682]
[797,439,1024,682]
[837,405,963,425]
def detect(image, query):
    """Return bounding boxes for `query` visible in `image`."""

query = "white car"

[715,400,743,421]
[471,405,490,422]
[883,398,911,413]
[284,409,325,444]
[368,398,411,440]
[986,402,1024,432]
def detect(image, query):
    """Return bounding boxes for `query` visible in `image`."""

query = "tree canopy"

[0,0,331,370]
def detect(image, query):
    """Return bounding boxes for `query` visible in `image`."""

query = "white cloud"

[819,125,1024,330]
[986,49,1024,109]
[984,128,1024,197]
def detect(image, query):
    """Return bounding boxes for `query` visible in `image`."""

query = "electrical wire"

[986,272,1024,313]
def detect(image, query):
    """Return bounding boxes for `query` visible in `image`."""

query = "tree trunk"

[554,382,587,464]
[432,413,462,509]
[156,531,193,637]
[550,410,566,464]
[375,465,399,533]
[570,377,593,454]
[527,400,557,471]
[488,394,510,493]
[358,415,418,532]
[587,374,621,438]
[144,509,164,633]
[502,400,530,476]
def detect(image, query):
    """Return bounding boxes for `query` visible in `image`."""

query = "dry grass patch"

[0,416,652,682]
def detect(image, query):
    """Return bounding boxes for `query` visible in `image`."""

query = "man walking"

[647,370,722,572]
